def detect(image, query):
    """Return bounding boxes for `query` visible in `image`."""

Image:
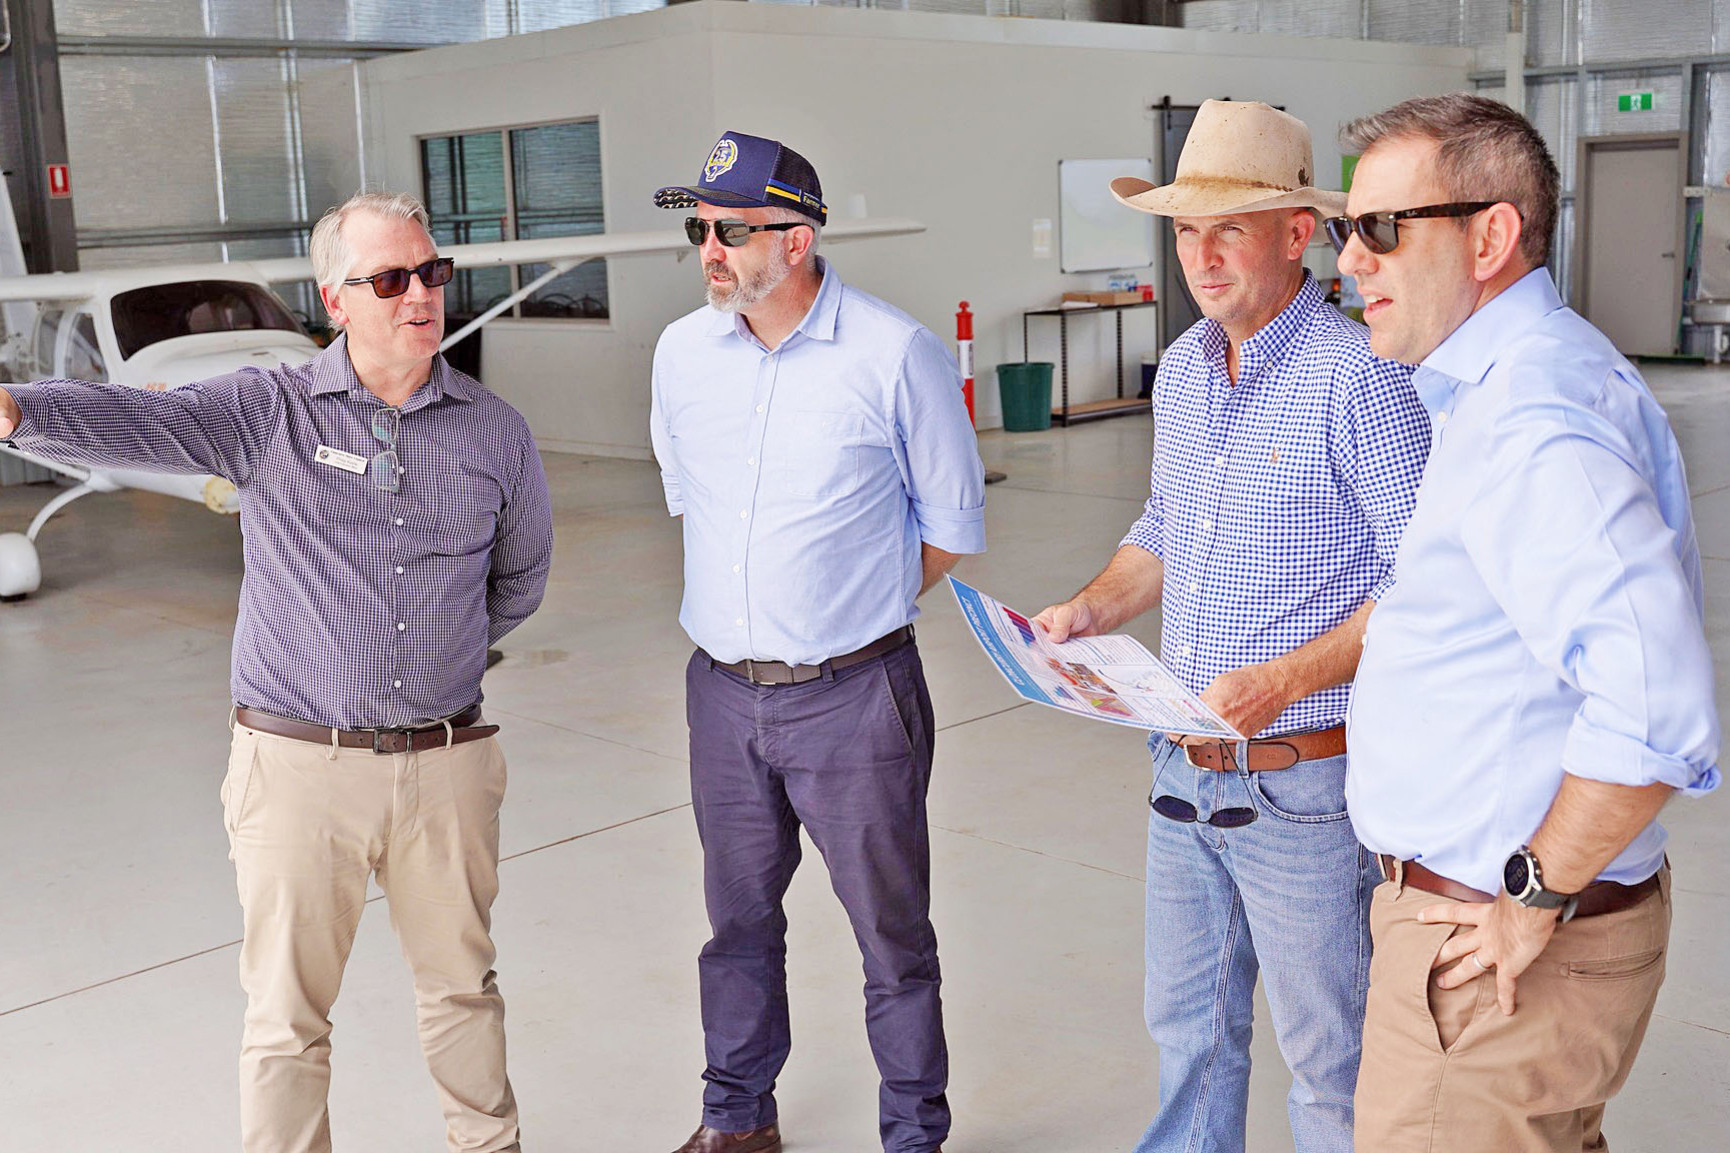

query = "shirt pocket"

[1228,433,1336,542]
[775,409,866,499]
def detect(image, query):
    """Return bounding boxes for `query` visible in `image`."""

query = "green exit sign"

[1618,91,1656,112]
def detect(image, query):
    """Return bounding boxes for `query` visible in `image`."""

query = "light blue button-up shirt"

[1347,269,1720,893]
[650,258,986,666]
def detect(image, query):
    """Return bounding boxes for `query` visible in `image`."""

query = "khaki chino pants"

[1355,868,1670,1153]
[222,723,520,1153]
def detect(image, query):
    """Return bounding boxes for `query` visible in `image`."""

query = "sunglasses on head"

[342,257,456,299]
[684,217,808,248]
[1322,202,1500,255]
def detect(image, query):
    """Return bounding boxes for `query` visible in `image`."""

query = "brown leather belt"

[710,626,914,686]
[234,704,499,754]
[1376,854,1662,919]
[1184,724,1347,772]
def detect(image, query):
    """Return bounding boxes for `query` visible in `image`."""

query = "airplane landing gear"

[1,477,106,600]
[0,532,40,599]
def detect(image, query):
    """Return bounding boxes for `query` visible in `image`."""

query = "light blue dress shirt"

[650,258,986,666]
[1347,269,1720,894]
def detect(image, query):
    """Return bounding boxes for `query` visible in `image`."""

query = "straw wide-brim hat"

[1112,100,1348,218]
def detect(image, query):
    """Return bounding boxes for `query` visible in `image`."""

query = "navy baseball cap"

[654,131,827,225]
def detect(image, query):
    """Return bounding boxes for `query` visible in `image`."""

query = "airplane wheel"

[0,532,42,599]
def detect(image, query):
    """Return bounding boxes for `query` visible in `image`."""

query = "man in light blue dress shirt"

[1038,101,1428,1153]
[648,133,985,1153]
[1334,94,1720,1152]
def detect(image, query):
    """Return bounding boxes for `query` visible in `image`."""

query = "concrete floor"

[1,362,1726,1152]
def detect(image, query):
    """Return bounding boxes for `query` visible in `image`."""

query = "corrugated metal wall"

[1178,1,1730,356]
[16,0,1730,346]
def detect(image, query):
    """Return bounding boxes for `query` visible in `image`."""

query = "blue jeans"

[1132,736,1375,1153]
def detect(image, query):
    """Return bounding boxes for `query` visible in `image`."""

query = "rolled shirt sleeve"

[1461,391,1720,795]
[648,348,684,517]
[894,327,985,555]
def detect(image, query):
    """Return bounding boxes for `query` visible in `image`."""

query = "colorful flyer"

[948,576,1243,738]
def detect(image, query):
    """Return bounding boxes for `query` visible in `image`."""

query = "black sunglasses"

[343,257,456,299]
[685,217,808,248]
[1150,790,1258,829]
[1323,202,1500,255]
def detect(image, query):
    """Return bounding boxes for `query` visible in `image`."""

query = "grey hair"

[763,204,822,257]
[1341,93,1559,269]
[309,191,434,305]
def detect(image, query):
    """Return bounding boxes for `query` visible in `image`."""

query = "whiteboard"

[1059,157,1156,274]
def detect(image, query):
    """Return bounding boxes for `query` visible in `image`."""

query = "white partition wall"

[364,2,1469,453]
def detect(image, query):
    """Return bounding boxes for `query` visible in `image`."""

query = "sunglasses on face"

[684,217,808,248]
[342,257,456,299]
[1322,202,1500,255]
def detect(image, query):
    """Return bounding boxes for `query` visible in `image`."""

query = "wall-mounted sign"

[46,164,70,198]
[1617,91,1656,113]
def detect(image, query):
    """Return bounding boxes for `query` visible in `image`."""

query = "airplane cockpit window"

[67,314,108,383]
[110,280,305,360]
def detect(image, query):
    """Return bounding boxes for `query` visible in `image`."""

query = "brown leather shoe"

[670,1124,781,1153]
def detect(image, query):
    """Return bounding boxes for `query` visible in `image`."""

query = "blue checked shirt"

[5,335,554,729]
[1121,273,1428,736]
[1348,270,1719,893]
[650,258,986,666]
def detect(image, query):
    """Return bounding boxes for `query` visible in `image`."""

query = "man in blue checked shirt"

[1336,95,1718,1152]
[1035,101,1428,1153]
[648,132,984,1153]
[0,192,552,1153]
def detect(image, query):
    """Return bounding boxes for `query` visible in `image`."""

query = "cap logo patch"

[704,139,739,183]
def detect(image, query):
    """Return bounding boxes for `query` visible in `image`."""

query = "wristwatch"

[1502,845,1580,923]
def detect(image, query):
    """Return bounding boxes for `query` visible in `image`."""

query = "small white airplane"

[0,183,923,599]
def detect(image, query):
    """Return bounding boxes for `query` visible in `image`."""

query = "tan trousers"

[1355,868,1670,1153]
[222,723,520,1153]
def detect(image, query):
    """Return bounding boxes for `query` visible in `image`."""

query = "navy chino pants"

[686,640,949,1152]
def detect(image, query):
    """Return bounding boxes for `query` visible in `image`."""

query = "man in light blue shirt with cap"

[1331,94,1719,1151]
[649,131,985,1153]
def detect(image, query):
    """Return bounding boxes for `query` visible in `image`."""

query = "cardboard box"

[1062,290,1148,306]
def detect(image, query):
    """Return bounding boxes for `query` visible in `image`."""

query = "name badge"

[315,444,368,475]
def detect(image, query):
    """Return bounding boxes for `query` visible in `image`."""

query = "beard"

[704,243,792,313]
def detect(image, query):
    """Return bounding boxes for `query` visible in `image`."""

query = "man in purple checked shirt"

[0,191,553,1153]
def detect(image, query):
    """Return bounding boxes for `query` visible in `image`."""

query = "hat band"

[1170,175,1302,195]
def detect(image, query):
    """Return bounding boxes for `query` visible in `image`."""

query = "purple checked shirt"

[5,335,553,729]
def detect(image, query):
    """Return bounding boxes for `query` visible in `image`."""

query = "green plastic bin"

[996,362,1054,432]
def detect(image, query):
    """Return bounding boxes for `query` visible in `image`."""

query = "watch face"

[1504,852,1532,897]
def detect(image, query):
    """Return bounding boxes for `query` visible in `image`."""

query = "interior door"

[1577,134,1684,357]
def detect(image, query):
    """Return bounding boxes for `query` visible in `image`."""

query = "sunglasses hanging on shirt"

[370,406,401,494]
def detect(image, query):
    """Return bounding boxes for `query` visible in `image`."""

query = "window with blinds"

[420,118,609,322]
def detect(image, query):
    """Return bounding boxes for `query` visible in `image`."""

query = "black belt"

[709,626,914,685]
[234,704,498,754]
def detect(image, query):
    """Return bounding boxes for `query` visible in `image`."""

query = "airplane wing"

[244,216,926,283]
[0,218,924,304]
[0,271,116,304]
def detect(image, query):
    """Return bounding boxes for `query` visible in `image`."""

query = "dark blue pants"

[686,641,949,1152]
